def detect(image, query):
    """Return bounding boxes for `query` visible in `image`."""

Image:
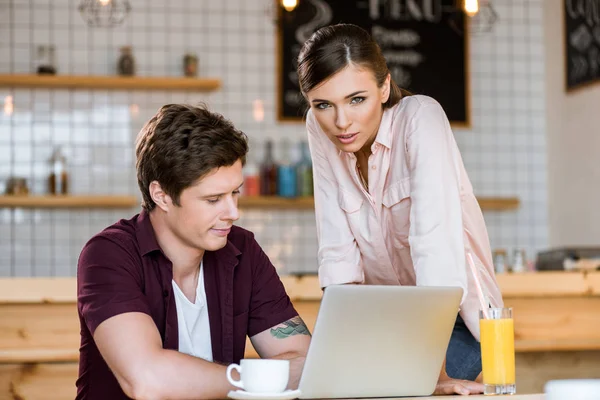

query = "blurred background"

[1,0,600,398]
[3,0,591,278]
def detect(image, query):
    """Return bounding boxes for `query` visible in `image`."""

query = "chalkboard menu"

[277,0,469,126]
[564,0,600,91]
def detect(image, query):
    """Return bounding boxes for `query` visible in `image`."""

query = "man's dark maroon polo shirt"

[76,210,298,399]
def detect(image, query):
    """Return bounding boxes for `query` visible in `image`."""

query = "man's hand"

[434,370,484,395]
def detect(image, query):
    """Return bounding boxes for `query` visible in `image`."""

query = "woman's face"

[306,64,390,154]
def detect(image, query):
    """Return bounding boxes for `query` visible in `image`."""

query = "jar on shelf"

[183,53,198,77]
[5,177,29,195]
[36,45,57,75]
[117,46,136,76]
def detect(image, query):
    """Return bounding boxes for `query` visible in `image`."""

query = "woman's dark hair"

[297,23,410,109]
[135,104,248,211]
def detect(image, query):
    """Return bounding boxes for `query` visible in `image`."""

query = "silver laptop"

[298,285,463,399]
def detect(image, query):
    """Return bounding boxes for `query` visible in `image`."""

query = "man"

[76,104,311,399]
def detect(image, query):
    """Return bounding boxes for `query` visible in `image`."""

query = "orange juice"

[480,318,515,385]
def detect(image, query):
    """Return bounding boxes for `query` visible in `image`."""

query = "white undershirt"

[172,261,213,361]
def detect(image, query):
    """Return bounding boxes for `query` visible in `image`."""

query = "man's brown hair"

[135,104,248,211]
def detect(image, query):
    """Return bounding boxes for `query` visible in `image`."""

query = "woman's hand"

[434,370,484,395]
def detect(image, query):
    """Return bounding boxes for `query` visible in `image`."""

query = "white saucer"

[227,389,301,400]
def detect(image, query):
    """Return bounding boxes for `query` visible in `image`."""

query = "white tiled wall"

[0,0,548,276]
[456,0,548,263]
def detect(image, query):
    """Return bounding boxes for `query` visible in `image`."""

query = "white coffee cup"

[226,359,290,393]
[545,379,600,400]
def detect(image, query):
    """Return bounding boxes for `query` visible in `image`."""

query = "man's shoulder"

[79,214,142,265]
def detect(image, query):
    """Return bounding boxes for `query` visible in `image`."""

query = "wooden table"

[396,395,543,400]
[2,273,600,399]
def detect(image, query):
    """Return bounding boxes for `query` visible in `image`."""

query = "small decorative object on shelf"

[117,46,135,76]
[183,53,199,77]
[4,177,29,195]
[48,147,69,195]
[36,45,57,75]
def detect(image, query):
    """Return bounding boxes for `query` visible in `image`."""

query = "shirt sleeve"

[77,235,151,335]
[405,99,468,303]
[306,110,364,288]
[247,236,299,337]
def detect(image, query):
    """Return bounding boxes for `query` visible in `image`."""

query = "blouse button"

[371,165,376,170]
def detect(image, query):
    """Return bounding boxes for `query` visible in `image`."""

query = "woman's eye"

[350,97,365,104]
[316,102,330,110]
[233,190,241,195]
[207,198,219,204]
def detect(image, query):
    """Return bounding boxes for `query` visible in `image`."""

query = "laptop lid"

[298,285,463,399]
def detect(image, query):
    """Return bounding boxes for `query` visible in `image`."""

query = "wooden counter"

[396,396,542,400]
[277,272,600,353]
[1,272,600,362]
[0,272,599,399]
[274,272,600,394]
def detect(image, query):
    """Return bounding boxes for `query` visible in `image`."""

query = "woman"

[297,24,503,395]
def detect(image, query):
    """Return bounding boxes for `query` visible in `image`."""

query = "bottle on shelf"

[259,140,277,196]
[511,248,527,273]
[296,140,313,197]
[48,147,69,195]
[492,249,508,274]
[242,139,260,197]
[277,139,297,198]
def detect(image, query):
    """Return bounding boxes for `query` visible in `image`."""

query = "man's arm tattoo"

[270,316,311,339]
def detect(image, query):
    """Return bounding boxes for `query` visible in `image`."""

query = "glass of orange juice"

[479,307,516,395]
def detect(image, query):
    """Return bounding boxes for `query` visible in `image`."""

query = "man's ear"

[149,181,171,212]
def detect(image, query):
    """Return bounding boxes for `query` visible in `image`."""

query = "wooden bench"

[2,272,600,398]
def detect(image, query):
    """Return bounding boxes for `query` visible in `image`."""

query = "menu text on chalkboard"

[277,0,469,126]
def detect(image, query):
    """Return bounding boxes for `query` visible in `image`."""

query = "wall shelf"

[0,74,221,91]
[0,195,518,211]
[239,196,315,210]
[477,197,520,211]
[239,196,520,211]
[0,195,138,209]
